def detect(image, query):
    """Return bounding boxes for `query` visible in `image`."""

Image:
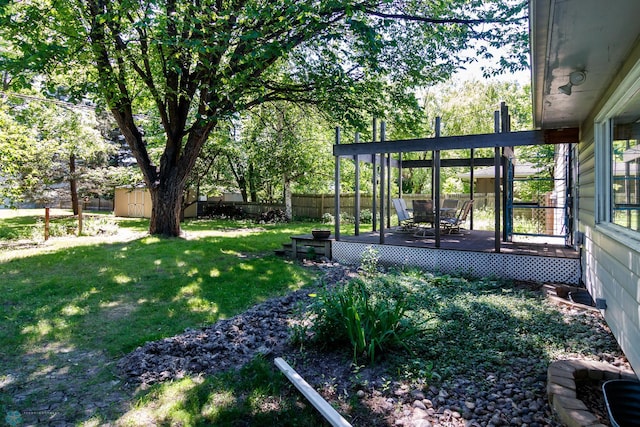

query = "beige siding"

[114,188,152,218]
[577,40,640,375]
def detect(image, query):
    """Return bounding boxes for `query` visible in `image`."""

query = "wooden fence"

[220,193,495,220]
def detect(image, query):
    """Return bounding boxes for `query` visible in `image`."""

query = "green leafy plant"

[309,279,415,364]
[360,246,380,277]
[339,212,355,224]
[306,246,316,260]
[359,209,373,224]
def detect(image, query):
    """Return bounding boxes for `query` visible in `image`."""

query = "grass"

[1,221,319,357]
[0,210,618,426]
[0,210,350,425]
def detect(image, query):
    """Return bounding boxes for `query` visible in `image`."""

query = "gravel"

[118,260,630,427]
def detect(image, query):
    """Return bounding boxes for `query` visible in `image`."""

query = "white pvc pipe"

[274,357,352,427]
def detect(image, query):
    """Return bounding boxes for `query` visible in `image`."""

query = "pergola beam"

[401,157,496,168]
[333,129,578,157]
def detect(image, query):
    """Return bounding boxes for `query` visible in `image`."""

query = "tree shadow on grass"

[0,233,316,424]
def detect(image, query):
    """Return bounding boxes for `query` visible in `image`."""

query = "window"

[612,118,640,231]
[595,61,640,235]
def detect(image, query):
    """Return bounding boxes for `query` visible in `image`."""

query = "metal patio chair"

[440,200,473,234]
[392,198,415,231]
[412,199,436,236]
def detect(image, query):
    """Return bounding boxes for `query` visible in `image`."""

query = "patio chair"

[440,200,473,234]
[412,199,436,236]
[441,199,459,218]
[392,198,415,230]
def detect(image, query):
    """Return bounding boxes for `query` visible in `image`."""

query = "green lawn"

[0,211,347,425]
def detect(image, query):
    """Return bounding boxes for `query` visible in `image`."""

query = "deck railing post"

[334,127,341,241]
[494,111,501,252]
[354,132,360,236]
[372,118,377,232]
[434,117,442,248]
[379,122,386,244]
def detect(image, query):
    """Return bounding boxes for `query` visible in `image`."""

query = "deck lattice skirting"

[332,241,581,284]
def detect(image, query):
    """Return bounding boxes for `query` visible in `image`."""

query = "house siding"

[577,40,640,376]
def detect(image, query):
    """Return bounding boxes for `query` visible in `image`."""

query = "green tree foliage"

[1,0,529,235]
[402,79,533,194]
[0,94,115,210]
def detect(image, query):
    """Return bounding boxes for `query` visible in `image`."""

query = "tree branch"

[363,9,527,26]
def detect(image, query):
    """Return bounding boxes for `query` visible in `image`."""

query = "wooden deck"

[338,228,579,259]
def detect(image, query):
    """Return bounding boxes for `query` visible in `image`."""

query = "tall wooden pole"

[78,203,83,235]
[354,132,360,236]
[372,118,377,232]
[494,111,501,253]
[44,207,50,241]
[501,102,512,242]
[434,117,442,248]
[334,127,341,241]
[386,151,391,229]
[379,122,386,244]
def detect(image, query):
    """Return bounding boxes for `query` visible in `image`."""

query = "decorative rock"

[413,400,427,410]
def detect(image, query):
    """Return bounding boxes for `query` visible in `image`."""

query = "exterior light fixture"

[559,70,587,95]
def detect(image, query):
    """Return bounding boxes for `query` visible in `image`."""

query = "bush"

[306,278,416,364]
[359,209,373,224]
[81,216,119,236]
[258,209,288,223]
[321,211,356,224]
[340,211,355,224]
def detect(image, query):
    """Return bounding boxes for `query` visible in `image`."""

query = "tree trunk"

[249,162,258,202]
[149,178,184,236]
[236,176,248,202]
[284,174,292,221]
[69,154,79,215]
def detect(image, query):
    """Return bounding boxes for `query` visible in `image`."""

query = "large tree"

[1,0,528,236]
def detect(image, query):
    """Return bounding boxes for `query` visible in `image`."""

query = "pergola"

[332,103,579,252]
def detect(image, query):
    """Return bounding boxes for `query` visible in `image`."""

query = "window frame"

[594,58,640,244]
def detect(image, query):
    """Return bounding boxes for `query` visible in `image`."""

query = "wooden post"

[334,127,341,241]
[354,132,360,236]
[44,207,50,241]
[470,148,475,229]
[494,111,501,253]
[379,121,386,244]
[386,151,391,229]
[501,102,512,242]
[434,117,441,248]
[371,118,377,232]
[398,152,403,199]
[77,203,83,236]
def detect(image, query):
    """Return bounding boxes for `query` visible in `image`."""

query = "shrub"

[360,246,380,277]
[307,278,416,364]
[32,215,119,240]
[359,209,373,224]
[339,212,355,224]
[321,211,358,224]
[258,209,288,223]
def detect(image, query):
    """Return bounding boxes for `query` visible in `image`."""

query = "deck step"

[275,242,294,257]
